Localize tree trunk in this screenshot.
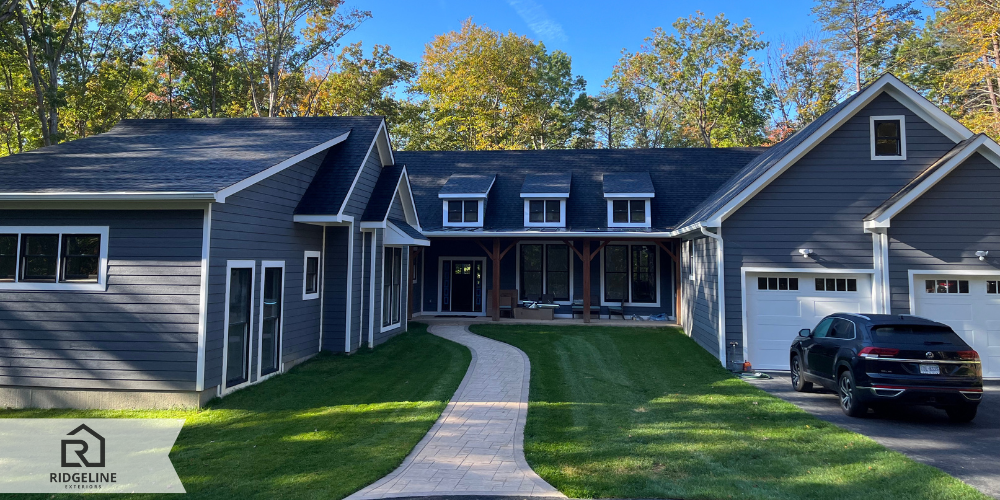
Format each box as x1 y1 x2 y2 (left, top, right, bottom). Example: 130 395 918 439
991 33 1000 118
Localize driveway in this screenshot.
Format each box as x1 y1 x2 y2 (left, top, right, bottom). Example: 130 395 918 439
749 374 1000 499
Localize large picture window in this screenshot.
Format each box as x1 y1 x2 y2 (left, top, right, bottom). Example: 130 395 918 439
225 264 254 389
0 227 108 289
382 247 403 328
603 244 658 304
518 243 570 301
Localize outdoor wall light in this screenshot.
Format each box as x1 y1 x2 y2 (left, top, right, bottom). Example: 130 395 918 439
977 250 989 261
798 249 814 258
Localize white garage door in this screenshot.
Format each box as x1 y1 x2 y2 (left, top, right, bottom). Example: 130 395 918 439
746 272 873 370
913 274 1000 378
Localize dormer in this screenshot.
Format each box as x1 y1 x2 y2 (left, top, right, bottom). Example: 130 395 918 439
438 173 496 228
521 172 571 228
603 172 654 228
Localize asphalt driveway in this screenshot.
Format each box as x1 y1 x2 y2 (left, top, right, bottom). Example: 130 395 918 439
749 374 999 499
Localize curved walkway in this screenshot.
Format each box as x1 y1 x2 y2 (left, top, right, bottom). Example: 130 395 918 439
347 323 564 499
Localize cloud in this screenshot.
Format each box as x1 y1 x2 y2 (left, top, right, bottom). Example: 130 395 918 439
505 0 567 43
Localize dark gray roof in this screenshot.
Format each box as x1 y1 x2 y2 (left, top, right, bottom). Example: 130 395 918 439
675 88 868 228
521 172 571 195
294 118 387 214
388 218 428 241
865 135 984 221
0 117 382 195
361 164 405 222
398 148 765 232
603 172 654 195
438 173 496 196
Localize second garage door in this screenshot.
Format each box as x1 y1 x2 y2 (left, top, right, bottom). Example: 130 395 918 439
746 272 873 370
912 274 1000 378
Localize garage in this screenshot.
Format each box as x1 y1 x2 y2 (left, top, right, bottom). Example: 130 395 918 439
745 272 874 370
912 274 1000 378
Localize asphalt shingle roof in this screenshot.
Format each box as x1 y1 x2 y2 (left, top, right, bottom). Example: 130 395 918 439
438 174 497 196
603 172 655 195
361 164 405 222
0 117 382 195
398 148 766 232
293 117 386 215
521 172 571 195
389 218 428 241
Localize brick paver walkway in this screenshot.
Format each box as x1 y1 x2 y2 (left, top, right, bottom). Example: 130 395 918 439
346 323 564 499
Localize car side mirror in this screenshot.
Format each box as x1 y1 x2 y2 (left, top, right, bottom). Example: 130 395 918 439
799 329 812 337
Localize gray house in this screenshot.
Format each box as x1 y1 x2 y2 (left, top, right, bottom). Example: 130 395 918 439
0 74 997 409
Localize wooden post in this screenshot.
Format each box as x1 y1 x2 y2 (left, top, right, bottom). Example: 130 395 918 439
492 238 501 321
583 239 591 323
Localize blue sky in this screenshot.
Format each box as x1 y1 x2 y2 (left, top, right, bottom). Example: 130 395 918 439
338 0 824 94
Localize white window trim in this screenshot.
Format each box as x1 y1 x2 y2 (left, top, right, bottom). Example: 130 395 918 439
221 260 256 395
436 256 488 316
257 260 286 382
870 115 907 161
515 241 574 304
606 199 652 228
441 199 485 228
302 250 320 300
599 242 661 307
522 199 567 228
381 246 404 332
0 226 110 291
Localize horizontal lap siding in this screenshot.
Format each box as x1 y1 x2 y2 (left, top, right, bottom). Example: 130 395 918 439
683 236 721 358
389 194 405 220
206 152 326 389
720 92 957 364
888 153 1000 313
0 209 202 391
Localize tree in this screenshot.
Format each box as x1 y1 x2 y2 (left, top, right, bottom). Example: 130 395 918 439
165 0 243 117
304 42 416 119
610 12 774 148
812 0 919 91
766 37 844 138
232 0 369 117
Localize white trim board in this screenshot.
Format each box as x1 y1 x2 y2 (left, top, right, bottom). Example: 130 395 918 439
386 220 430 247
195 205 212 392
256 260 286 382
869 115 907 161
336 120 392 219
302 250 321 300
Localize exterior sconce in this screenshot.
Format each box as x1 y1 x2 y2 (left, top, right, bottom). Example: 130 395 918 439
798 249 814 258
976 251 989 261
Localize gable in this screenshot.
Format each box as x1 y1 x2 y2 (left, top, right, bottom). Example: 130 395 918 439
896 152 1000 223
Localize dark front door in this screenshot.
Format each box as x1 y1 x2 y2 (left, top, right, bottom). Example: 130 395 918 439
451 261 475 312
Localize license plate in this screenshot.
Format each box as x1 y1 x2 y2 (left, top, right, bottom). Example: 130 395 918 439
920 364 941 375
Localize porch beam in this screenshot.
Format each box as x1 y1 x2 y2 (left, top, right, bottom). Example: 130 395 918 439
589 239 611 260
655 240 678 263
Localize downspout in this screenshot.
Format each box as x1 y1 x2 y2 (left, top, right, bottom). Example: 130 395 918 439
699 224 727 367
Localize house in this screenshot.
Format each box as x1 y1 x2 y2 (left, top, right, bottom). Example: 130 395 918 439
0 74 997 409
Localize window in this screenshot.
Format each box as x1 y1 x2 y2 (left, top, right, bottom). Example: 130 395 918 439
518 243 570 301
447 200 479 224
828 318 856 340
303 251 320 300
757 276 799 291
603 244 658 304
0 227 108 289
812 318 833 338
382 247 403 328
525 199 563 226
225 264 254 388
815 278 857 292
870 116 906 160
610 200 647 225
925 279 968 294
989 281 999 294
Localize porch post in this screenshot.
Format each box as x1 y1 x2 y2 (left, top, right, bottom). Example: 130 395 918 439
492 238 501 321
583 239 591 323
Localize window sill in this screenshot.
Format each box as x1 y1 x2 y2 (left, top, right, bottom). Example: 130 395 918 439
607 223 652 229
303 292 319 301
871 155 906 161
0 282 105 291
380 322 402 333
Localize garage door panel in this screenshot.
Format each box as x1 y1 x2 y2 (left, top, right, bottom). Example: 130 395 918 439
922 302 973 321
913 274 1000 378
814 299 863 316
756 299 801 318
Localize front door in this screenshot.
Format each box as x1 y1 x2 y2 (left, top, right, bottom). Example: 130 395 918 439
451 261 475 312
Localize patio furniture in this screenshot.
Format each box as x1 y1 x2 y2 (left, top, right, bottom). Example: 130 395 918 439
513 306 554 320
499 296 514 318
571 299 599 319
608 301 626 319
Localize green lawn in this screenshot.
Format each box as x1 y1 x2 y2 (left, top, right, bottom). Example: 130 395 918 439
0 323 470 500
471 324 988 500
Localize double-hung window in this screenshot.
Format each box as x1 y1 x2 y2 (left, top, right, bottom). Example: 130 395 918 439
0 227 108 290
303 251 320 300
603 244 658 305
446 200 479 224
518 243 570 301
870 115 906 160
608 200 650 227
524 199 565 227
382 247 403 328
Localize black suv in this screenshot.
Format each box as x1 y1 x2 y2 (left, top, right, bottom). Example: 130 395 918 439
790 313 983 422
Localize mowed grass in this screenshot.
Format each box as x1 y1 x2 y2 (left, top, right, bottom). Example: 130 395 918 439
0 323 470 500
471 324 988 500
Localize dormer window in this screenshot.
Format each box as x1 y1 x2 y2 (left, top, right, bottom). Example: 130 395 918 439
528 200 561 223
439 173 495 228
521 173 570 228
603 172 654 228
870 115 906 160
447 200 479 223
612 200 646 224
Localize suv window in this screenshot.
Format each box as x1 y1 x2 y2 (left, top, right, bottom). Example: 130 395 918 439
812 318 833 338
829 318 856 339
870 325 966 346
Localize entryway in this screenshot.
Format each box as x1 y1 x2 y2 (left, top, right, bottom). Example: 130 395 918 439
439 258 485 314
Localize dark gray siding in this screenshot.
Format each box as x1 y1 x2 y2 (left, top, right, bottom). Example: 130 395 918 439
322 226 349 352
719 92 958 364
682 236 721 358
361 231 373 346
0 209 202 390
205 151 326 389
888 152 1000 313
388 193 405 220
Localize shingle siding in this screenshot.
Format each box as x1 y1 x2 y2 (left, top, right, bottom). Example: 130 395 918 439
683 236 721 358
887 152 1000 313
719 92 958 364
0 209 203 390
206 150 326 390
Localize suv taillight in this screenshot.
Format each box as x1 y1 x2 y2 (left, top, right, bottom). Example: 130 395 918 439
958 350 980 360
859 347 900 359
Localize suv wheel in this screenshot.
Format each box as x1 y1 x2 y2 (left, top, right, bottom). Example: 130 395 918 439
790 355 812 392
838 369 868 417
945 405 978 423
